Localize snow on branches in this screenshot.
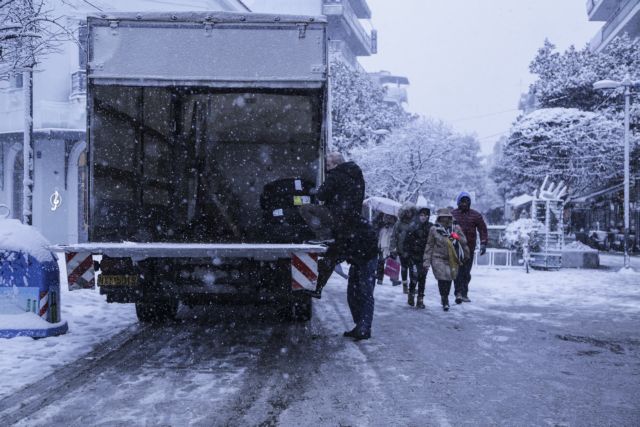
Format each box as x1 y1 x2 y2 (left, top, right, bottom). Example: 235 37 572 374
493 107 634 198
330 60 411 152
528 35 640 124
494 35 640 199
351 118 488 207
0 0 71 78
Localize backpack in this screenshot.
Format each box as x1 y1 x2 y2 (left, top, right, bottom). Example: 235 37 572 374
259 178 316 242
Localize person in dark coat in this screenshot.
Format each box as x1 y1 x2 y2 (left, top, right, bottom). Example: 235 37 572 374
389 202 417 294
328 216 378 340
451 192 488 304
423 208 470 311
405 207 432 308
299 152 366 298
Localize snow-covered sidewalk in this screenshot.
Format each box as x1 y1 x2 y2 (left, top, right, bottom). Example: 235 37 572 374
0 259 137 400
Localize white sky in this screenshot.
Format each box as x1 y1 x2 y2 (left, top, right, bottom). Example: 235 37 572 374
359 0 604 154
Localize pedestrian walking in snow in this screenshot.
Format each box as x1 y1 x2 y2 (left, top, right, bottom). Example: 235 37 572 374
423 208 470 311
299 152 366 298
390 202 417 294
451 192 488 304
375 213 397 285
405 207 433 308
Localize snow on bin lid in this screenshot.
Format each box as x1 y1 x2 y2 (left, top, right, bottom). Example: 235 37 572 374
0 219 53 262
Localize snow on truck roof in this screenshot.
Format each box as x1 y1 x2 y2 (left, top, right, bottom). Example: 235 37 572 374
87 11 327 24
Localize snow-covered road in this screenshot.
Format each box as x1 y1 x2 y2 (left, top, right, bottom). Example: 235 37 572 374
1 262 639 426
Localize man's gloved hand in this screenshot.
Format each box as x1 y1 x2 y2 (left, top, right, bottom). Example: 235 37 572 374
480 244 487 256
390 251 398 259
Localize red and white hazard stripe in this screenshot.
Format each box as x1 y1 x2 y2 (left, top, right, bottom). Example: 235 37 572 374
65 252 95 290
291 252 319 291
38 290 48 319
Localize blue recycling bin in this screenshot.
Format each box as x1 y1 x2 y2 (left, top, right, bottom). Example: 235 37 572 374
0 221 68 338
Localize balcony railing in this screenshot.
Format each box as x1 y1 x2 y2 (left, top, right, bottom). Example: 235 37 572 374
70 70 86 98
590 0 640 51
323 0 373 56
586 0 625 21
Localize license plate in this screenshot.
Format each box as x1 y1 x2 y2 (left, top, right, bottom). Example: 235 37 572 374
98 275 139 287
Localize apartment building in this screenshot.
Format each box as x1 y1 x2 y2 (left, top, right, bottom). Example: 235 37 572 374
586 0 640 51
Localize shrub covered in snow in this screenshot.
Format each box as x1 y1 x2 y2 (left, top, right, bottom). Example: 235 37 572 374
502 218 544 250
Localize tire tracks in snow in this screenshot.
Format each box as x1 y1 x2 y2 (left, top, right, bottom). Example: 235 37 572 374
208 311 341 426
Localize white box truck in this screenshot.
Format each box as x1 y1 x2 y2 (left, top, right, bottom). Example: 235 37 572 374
56 11 329 322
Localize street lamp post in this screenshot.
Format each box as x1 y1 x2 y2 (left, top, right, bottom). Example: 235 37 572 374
593 75 640 269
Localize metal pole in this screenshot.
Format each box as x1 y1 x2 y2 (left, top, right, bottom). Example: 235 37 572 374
23 67 34 225
623 85 630 269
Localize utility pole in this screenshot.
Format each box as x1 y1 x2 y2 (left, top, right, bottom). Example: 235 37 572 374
23 66 34 224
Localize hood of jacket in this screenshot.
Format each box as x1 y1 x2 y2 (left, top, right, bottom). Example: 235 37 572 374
398 202 416 222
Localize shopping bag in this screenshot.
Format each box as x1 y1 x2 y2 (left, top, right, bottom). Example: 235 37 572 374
384 257 400 281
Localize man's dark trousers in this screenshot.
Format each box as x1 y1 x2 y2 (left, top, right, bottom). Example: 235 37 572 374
347 257 377 335
454 252 475 297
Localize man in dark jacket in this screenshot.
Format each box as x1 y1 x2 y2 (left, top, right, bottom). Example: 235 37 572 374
332 216 378 340
451 192 488 303
300 152 366 298
405 207 432 308
316 152 365 224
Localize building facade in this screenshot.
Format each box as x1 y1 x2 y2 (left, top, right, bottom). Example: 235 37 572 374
0 0 376 244
0 0 249 243
587 0 640 51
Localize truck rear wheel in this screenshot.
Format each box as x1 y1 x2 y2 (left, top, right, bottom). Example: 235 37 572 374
135 300 179 323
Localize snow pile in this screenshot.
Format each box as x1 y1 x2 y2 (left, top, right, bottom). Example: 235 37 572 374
0 219 54 262
563 241 598 252
617 266 639 275
0 312 64 329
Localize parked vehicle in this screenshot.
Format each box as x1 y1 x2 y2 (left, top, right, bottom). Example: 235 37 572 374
55 12 329 322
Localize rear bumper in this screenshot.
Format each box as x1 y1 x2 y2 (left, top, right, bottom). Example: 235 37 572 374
50 242 326 261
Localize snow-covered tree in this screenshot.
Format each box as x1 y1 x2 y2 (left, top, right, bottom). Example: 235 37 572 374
0 0 71 78
528 35 640 124
351 118 489 207
330 60 411 152
492 107 635 198
494 35 640 200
